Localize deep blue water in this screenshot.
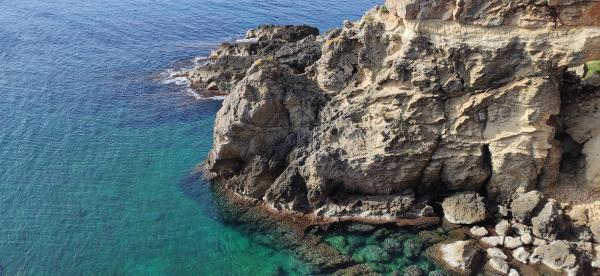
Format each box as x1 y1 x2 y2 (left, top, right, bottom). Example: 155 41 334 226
0 1 380 275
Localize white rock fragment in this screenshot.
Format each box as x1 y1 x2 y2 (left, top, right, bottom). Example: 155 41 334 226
488 257 509 274
486 247 507 259
504 236 523 249
511 223 530 235
440 240 481 272
481 236 504 247
512 247 530 264
495 220 511 236
508 268 520 276
470 226 488 238
520 233 533 245
533 238 547 246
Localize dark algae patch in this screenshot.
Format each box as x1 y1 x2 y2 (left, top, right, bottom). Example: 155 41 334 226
322 224 448 275
212 184 449 275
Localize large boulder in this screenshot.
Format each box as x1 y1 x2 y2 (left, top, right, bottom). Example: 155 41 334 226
442 192 487 225
510 190 545 223
531 199 566 241
530 241 578 271
434 240 483 275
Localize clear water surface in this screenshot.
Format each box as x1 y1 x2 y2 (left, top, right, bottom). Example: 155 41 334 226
0 0 380 275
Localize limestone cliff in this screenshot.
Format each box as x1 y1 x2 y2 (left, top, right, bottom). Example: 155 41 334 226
198 0 600 225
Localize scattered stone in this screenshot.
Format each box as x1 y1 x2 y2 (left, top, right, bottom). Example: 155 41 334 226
495 220 511 236
508 268 520 276
442 192 487 225
470 226 488 238
481 236 504 247
566 266 580 276
512 247 530 264
533 238 548 246
437 240 482 274
572 225 592 242
531 240 578 270
488 257 509 274
497 205 510 218
529 246 545 265
511 190 545 223
511 223 530 235
504 237 523 249
531 199 565 241
567 205 589 225
590 220 600 243
593 244 600 268
520 233 533 245
486 247 507 260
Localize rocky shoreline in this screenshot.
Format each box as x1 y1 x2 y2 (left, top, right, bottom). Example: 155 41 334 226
186 0 600 274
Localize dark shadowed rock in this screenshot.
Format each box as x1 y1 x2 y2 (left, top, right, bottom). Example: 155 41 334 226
510 190 545 223
531 199 565 241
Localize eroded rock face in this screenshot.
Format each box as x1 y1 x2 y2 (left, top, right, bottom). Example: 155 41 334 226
182 25 321 97
205 2 600 221
384 0 600 27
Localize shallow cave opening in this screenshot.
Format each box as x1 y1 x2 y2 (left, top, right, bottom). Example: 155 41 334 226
556 132 585 175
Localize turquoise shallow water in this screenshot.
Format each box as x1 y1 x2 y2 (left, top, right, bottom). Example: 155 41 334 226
0 0 380 275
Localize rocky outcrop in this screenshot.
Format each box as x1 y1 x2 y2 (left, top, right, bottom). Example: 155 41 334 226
181 25 320 97
205 0 600 225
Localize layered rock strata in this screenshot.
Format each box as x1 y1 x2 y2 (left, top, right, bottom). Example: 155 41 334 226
202 0 600 222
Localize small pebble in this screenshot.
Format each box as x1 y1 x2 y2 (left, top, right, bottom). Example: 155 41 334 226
521 233 533 245
486 247 507 260
470 226 488 238
495 220 511 236
512 247 530 264
481 236 504 247
504 236 523 249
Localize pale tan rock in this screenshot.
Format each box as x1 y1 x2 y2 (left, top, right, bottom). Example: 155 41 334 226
205 0 600 218
512 247 530 264
504 237 524 249
470 226 488 238
488 257 509 274
481 236 505 247
495 220 511 236
438 240 482 273
384 0 600 27
486 247 507 260
521 233 533 245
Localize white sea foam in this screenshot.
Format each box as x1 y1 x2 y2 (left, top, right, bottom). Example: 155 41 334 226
235 37 259 43
161 55 225 101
